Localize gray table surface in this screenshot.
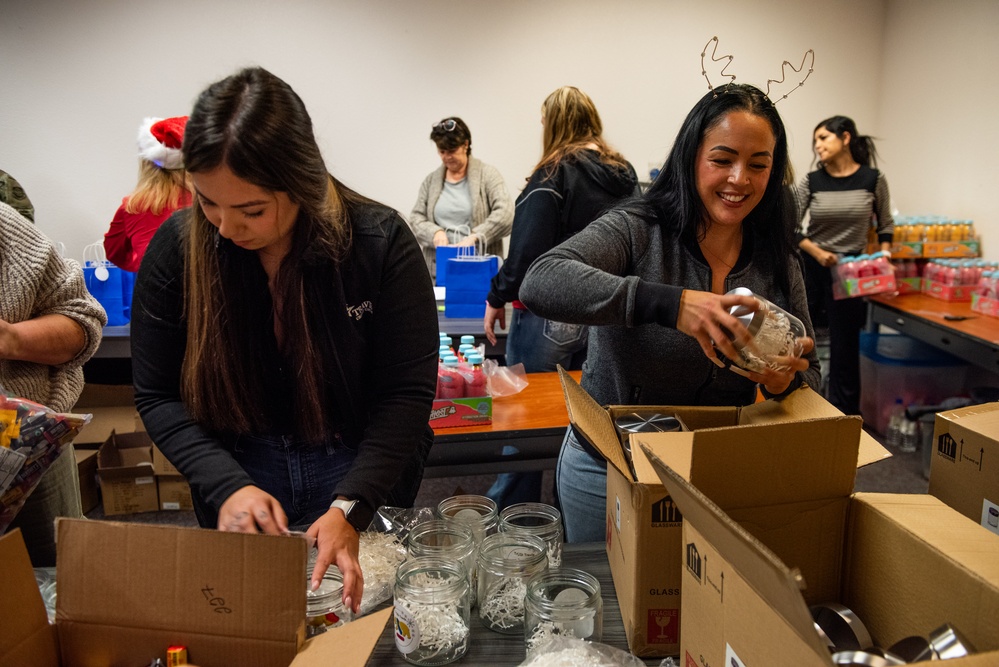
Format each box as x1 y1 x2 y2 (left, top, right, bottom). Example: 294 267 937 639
364 542 665 666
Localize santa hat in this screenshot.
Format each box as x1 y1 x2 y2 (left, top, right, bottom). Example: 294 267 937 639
137 116 188 170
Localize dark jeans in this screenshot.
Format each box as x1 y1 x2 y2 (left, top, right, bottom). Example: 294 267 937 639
193 434 357 531
486 309 587 510
802 252 868 415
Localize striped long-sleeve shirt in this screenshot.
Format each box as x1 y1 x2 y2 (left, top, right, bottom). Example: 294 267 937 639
794 165 894 254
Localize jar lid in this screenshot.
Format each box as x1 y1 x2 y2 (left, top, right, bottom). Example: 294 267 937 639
725 287 764 340
614 413 681 434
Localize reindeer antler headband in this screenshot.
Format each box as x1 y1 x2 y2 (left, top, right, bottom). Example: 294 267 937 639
701 36 815 104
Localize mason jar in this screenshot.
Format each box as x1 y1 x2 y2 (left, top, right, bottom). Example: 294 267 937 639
393 556 470 666
436 494 498 546
305 569 350 637
476 532 549 634
498 502 564 568
725 287 806 373
406 519 477 606
524 568 603 658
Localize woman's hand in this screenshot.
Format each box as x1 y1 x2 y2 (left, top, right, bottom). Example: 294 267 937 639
433 230 449 247
217 486 288 534
676 289 756 367
454 234 478 248
484 303 506 346
307 509 363 615
741 336 815 395
814 249 839 268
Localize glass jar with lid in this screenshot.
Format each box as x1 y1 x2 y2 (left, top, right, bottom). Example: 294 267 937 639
725 287 806 373
306 569 350 637
498 502 564 568
394 556 470 666
476 532 549 634
524 568 603 658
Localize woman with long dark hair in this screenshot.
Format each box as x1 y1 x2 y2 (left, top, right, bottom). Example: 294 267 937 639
520 84 820 541
795 115 894 415
131 67 439 612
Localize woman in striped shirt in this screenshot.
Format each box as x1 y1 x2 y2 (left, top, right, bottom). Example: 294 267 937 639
794 115 894 415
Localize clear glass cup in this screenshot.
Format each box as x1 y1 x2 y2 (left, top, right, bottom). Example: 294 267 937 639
394 556 470 666
498 502 564 568
524 568 603 659
407 519 477 606
476 532 549 634
725 287 807 373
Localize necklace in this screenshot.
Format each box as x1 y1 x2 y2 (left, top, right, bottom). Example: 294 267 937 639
699 242 740 269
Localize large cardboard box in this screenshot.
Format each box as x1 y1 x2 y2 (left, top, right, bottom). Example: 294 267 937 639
645 445 999 666
559 368 890 657
72 384 140 447
97 430 159 515
0 521 390 667
928 402 999 536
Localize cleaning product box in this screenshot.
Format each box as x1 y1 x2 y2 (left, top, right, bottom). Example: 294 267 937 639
646 444 999 666
558 368 889 657
928 402 999 536
97 430 158 515
0 520 390 667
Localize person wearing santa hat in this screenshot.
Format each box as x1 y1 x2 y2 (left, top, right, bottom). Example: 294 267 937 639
103 116 193 273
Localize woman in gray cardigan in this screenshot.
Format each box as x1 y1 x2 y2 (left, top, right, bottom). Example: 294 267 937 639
409 117 513 277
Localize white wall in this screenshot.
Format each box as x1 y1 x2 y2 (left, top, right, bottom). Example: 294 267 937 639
0 0 906 261
878 0 999 259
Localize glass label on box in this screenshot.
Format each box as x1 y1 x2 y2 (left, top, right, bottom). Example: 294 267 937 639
982 499 999 536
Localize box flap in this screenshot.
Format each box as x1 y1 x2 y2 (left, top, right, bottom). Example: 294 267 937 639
97 431 154 473
631 431 695 484
642 447 831 660
290 607 391 666
938 401 999 428
740 386 890 467
0 529 60 667
55 519 306 663
558 366 631 479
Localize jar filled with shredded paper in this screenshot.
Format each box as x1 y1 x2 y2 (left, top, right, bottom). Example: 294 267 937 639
476 532 549 634
524 568 603 659
394 556 470 666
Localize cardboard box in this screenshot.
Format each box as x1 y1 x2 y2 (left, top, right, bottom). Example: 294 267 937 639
149 443 194 511
73 447 99 513
430 395 493 428
72 384 140 447
833 273 897 300
645 445 999 666
923 239 980 258
97 430 158 515
890 241 923 258
929 402 999 537
971 292 999 318
923 279 973 302
0 521 391 667
559 368 889 657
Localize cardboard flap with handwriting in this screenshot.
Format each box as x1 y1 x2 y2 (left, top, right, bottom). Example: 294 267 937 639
642 451 831 661
55 519 306 667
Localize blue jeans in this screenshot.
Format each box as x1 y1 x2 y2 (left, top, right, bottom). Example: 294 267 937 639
194 434 357 531
556 428 608 543
487 309 588 510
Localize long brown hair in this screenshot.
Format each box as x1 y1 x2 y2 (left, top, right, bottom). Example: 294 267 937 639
533 86 629 179
180 67 353 440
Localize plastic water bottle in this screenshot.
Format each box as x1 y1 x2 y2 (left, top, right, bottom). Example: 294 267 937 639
885 398 905 448
899 417 919 454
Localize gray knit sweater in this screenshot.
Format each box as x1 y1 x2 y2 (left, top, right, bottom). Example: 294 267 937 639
0 203 106 412
520 209 821 409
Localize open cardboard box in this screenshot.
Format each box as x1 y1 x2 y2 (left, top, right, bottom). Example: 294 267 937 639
0 520 390 667
558 367 890 657
71 384 141 448
151 444 194 511
644 441 999 665
97 430 159 515
928 402 999 536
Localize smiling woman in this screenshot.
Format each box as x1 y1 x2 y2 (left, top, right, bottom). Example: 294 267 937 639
518 83 821 542
130 67 439 615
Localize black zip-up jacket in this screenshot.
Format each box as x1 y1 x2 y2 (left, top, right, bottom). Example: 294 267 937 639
487 149 639 308
131 203 439 525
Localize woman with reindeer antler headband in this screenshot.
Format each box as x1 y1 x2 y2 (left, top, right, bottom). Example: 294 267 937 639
520 67 821 542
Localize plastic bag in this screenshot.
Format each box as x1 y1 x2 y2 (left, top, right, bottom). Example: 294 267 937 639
354 506 436 617
483 359 529 397
518 636 648 666
0 389 92 533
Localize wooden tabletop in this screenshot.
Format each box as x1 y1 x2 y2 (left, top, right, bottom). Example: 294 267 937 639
433 370 581 438
869 293 999 344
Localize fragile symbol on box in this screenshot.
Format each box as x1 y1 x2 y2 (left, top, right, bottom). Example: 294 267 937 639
647 608 678 644
651 495 682 526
